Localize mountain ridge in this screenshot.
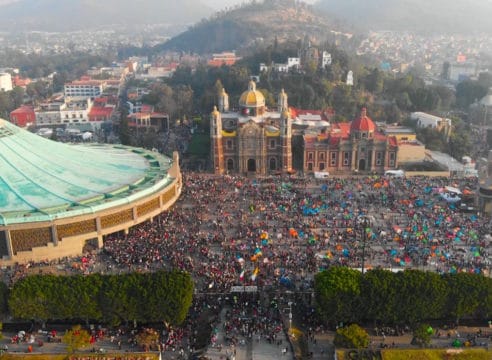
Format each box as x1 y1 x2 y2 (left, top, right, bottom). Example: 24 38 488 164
157 0 346 54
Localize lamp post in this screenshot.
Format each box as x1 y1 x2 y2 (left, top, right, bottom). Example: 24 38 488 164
288 301 293 333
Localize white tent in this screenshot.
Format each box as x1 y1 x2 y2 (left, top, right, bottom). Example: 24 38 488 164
440 192 461 203
445 186 461 195
82 132 93 141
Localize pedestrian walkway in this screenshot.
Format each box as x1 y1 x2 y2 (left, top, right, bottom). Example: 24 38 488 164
202 307 293 360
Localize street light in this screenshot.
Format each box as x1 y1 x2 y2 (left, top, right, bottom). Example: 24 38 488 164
288 301 293 332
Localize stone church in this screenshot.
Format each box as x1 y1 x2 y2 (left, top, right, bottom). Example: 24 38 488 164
210 81 399 175
210 81 292 175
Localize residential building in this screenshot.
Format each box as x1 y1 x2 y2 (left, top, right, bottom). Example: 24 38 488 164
0 72 12 91
128 105 169 132
12 75 31 88
208 51 241 67
35 99 92 127
411 112 452 139
9 106 35 128
64 79 104 100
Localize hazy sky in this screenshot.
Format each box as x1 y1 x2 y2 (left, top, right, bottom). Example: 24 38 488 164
203 0 316 10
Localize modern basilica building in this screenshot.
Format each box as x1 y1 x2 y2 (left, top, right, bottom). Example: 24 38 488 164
0 118 182 265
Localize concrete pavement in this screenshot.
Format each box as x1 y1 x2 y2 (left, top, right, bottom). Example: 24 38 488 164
202 307 293 360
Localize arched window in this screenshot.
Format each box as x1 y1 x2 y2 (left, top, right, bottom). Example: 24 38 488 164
227 158 234 171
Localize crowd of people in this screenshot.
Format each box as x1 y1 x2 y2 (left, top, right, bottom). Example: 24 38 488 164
101 173 490 295
2 172 492 356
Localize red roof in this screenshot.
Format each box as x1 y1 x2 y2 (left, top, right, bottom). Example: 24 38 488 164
350 108 376 132
93 97 108 105
207 59 236 67
141 104 154 113
10 105 34 115
88 107 113 118
330 122 351 138
12 75 31 87
129 112 150 118
388 136 398 147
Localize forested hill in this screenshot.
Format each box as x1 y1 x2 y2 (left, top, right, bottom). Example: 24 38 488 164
0 0 213 31
157 0 347 54
315 0 492 34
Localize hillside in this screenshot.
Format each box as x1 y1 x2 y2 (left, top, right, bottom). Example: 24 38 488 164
0 0 213 31
158 0 345 54
315 0 492 34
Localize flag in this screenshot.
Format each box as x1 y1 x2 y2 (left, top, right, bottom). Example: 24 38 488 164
239 270 245 281
251 267 259 281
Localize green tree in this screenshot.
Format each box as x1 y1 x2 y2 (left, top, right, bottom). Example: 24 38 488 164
456 80 488 109
334 324 369 349
395 270 448 325
9 275 51 322
411 323 433 347
99 273 144 327
9 87 25 109
447 117 472 160
62 325 91 354
119 109 131 145
360 269 400 324
364 68 384 94
443 273 490 325
0 281 9 315
315 267 361 325
441 61 450 80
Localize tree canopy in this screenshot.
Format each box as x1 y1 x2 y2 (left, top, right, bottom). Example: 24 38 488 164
8 271 194 326
314 268 492 326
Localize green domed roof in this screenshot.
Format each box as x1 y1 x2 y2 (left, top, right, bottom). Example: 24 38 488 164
0 119 173 225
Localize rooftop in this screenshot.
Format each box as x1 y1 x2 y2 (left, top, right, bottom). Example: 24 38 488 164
0 119 173 225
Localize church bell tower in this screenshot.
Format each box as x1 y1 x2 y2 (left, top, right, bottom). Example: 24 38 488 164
210 106 224 174
279 89 292 173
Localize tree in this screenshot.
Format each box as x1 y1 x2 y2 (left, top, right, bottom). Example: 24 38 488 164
411 323 433 347
447 117 472 160
135 328 160 351
9 275 51 322
455 80 488 109
119 109 131 146
62 325 91 354
364 68 384 94
443 273 490 325
9 87 25 109
360 269 400 324
441 61 450 80
0 280 8 316
334 324 369 349
394 270 448 325
315 267 362 325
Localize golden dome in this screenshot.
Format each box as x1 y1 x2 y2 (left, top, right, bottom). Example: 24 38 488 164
239 80 265 108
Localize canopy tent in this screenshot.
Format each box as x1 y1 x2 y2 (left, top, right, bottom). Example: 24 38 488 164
445 186 462 195
440 192 461 203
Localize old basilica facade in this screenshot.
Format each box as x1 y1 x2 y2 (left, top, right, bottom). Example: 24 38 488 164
210 81 398 175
